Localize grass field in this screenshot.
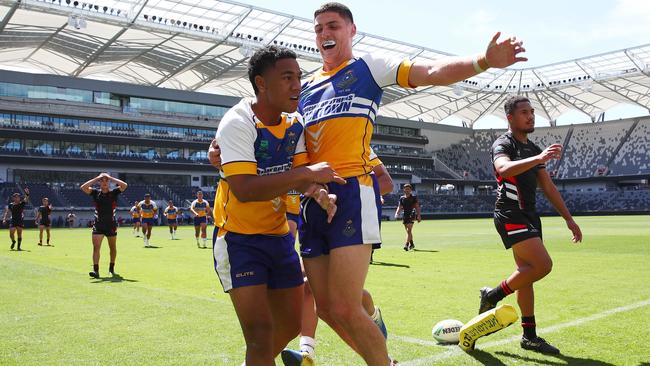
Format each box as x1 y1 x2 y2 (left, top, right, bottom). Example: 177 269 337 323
1 215 649 365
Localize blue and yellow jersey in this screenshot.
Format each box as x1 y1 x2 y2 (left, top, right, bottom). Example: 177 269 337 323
214 99 309 235
138 200 157 219
191 199 210 217
286 190 301 216
299 54 413 178
130 206 140 219
164 206 178 220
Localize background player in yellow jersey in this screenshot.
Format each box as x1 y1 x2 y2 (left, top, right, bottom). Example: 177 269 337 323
138 193 158 248
296 3 528 365
164 200 179 240
213 45 344 366
130 201 141 237
190 191 211 248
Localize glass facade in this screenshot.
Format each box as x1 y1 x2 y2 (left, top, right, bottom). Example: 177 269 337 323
0 81 228 118
0 112 216 142
374 124 420 138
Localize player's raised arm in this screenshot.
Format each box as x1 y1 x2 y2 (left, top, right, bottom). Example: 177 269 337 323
408 32 527 87
80 174 102 194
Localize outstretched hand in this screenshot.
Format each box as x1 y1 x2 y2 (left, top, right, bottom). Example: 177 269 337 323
485 32 527 68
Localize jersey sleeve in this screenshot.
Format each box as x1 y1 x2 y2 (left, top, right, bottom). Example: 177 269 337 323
89 188 98 199
361 53 415 89
368 147 383 168
112 187 122 196
216 113 258 178
491 137 516 163
532 142 546 169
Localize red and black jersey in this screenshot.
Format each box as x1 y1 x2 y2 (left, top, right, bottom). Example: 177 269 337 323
399 195 418 217
38 205 52 220
89 188 121 224
7 201 26 220
491 131 545 211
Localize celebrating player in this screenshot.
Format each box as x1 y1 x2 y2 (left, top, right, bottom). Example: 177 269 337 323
35 197 53 246
164 200 179 240
80 173 127 278
296 3 526 364
2 188 30 251
394 184 421 251
478 96 582 354
66 212 76 228
138 193 158 248
190 191 211 248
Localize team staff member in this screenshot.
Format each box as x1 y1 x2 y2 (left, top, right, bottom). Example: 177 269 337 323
81 173 127 278
2 188 30 251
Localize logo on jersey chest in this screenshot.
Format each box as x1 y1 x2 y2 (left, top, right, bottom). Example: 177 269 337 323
336 69 358 90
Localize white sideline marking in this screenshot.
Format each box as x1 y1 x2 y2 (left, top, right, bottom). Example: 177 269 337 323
398 298 650 366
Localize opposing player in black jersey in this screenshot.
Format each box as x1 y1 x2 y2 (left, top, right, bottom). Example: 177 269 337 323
478 96 582 355
2 188 29 250
81 173 128 278
394 184 421 251
35 197 53 246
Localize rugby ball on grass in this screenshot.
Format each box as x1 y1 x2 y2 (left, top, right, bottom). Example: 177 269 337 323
432 319 464 343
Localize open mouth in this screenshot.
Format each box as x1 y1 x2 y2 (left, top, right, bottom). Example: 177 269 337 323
322 40 336 50
289 96 298 100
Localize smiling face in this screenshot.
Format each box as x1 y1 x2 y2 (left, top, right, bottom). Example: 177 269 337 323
257 57 302 114
314 11 356 70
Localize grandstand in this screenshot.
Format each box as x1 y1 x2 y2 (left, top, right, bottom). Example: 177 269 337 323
0 0 648 224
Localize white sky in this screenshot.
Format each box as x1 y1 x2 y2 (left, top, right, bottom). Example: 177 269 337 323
241 0 650 128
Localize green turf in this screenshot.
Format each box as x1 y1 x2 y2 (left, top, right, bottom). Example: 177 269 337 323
1 216 649 365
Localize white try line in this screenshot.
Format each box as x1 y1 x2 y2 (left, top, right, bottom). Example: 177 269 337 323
397 298 650 366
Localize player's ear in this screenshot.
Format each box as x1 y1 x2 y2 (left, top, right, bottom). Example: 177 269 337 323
254 74 266 94
350 23 356 38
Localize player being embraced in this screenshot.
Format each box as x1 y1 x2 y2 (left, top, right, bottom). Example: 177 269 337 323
138 193 158 248
164 200 179 240
478 96 582 354
213 45 344 366
80 173 128 278
2 188 30 251
394 184 421 251
190 191 211 248
35 197 53 246
130 201 142 237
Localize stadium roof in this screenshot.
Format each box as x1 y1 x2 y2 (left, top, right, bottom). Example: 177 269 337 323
1 0 649 126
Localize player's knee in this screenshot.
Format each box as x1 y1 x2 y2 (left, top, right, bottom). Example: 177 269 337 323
241 321 273 344
539 257 553 277
329 301 360 325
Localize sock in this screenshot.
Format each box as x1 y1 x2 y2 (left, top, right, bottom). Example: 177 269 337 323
370 306 380 322
299 336 316 358
487 280 513 304
93 264 99 273
17 238 22 249
202 238 207 247
47 238 50 244
522 316 537 339
109 263 115 273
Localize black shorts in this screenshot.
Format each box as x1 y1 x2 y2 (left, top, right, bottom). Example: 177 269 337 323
402 215 415 225
494 209 542 249
9 219 24 228
92 221 117 237
39 219 51 227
